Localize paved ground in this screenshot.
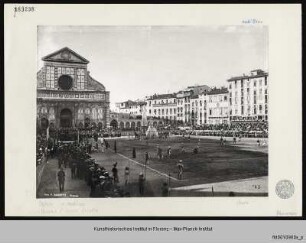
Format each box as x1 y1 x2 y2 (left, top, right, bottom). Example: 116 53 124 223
37 158 90 198
37 136 268 197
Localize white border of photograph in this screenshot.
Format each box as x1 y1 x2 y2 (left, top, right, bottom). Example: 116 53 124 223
4 4 302 216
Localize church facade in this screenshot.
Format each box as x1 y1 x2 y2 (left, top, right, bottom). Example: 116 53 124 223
37 47 110 130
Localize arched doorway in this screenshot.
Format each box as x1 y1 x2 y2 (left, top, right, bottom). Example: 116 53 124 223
60 109 72 127
120 122 124 129
131 121 136 130
110 119 118 129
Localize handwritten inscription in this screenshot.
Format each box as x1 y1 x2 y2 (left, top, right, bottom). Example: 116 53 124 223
242 19 263 24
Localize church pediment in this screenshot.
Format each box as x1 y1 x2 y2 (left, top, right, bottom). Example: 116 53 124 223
42 47 89 64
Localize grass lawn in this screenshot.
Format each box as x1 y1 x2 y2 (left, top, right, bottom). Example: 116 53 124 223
106 136 268 187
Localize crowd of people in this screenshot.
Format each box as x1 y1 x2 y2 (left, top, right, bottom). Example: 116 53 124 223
36 134 48 166
54 141 125 197
191 121 268 138
194 121 268 132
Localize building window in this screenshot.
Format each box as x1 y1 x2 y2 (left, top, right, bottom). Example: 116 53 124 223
254 80 257 87
98 108 103 119
229 84 232 89
92 108 97 119
254 107 257 115
77 69 85 90
46 66 55 88
85 108 90 115
265 76 267 86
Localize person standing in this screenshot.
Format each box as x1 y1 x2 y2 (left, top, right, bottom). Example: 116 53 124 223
112 163 119 184
161 182 169 197
145 151 150 165
57 167 65 192
132 147 136 158
177 160 184 180
181 144 185 154
167 146 171 159
71 161 77 179
158 146 163 160
124 166 130 186
193 145 199 154
138 173 145 196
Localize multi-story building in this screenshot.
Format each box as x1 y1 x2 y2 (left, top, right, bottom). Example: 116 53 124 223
176 85 211 125
227 69 268 122
115 100 146 116
207 87 229 124
146 93 177 123
176 89 191 124
37 47 110 130
195 91 209 125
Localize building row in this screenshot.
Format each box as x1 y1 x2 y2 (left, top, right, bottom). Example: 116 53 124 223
114 69 268 126
36 47 268 132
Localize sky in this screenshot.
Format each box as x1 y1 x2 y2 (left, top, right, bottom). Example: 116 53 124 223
38 26 268 108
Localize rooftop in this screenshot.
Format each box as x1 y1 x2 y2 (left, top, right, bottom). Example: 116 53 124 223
227 69 268 82
207 87 228 95
147 93 177 100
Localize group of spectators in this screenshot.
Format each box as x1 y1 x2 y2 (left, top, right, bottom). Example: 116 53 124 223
191 121 268 138
194 121 268 132
55 141 124 197
36 134 48 166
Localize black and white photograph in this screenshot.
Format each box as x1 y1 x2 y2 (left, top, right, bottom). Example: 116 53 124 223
36 25 269 199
